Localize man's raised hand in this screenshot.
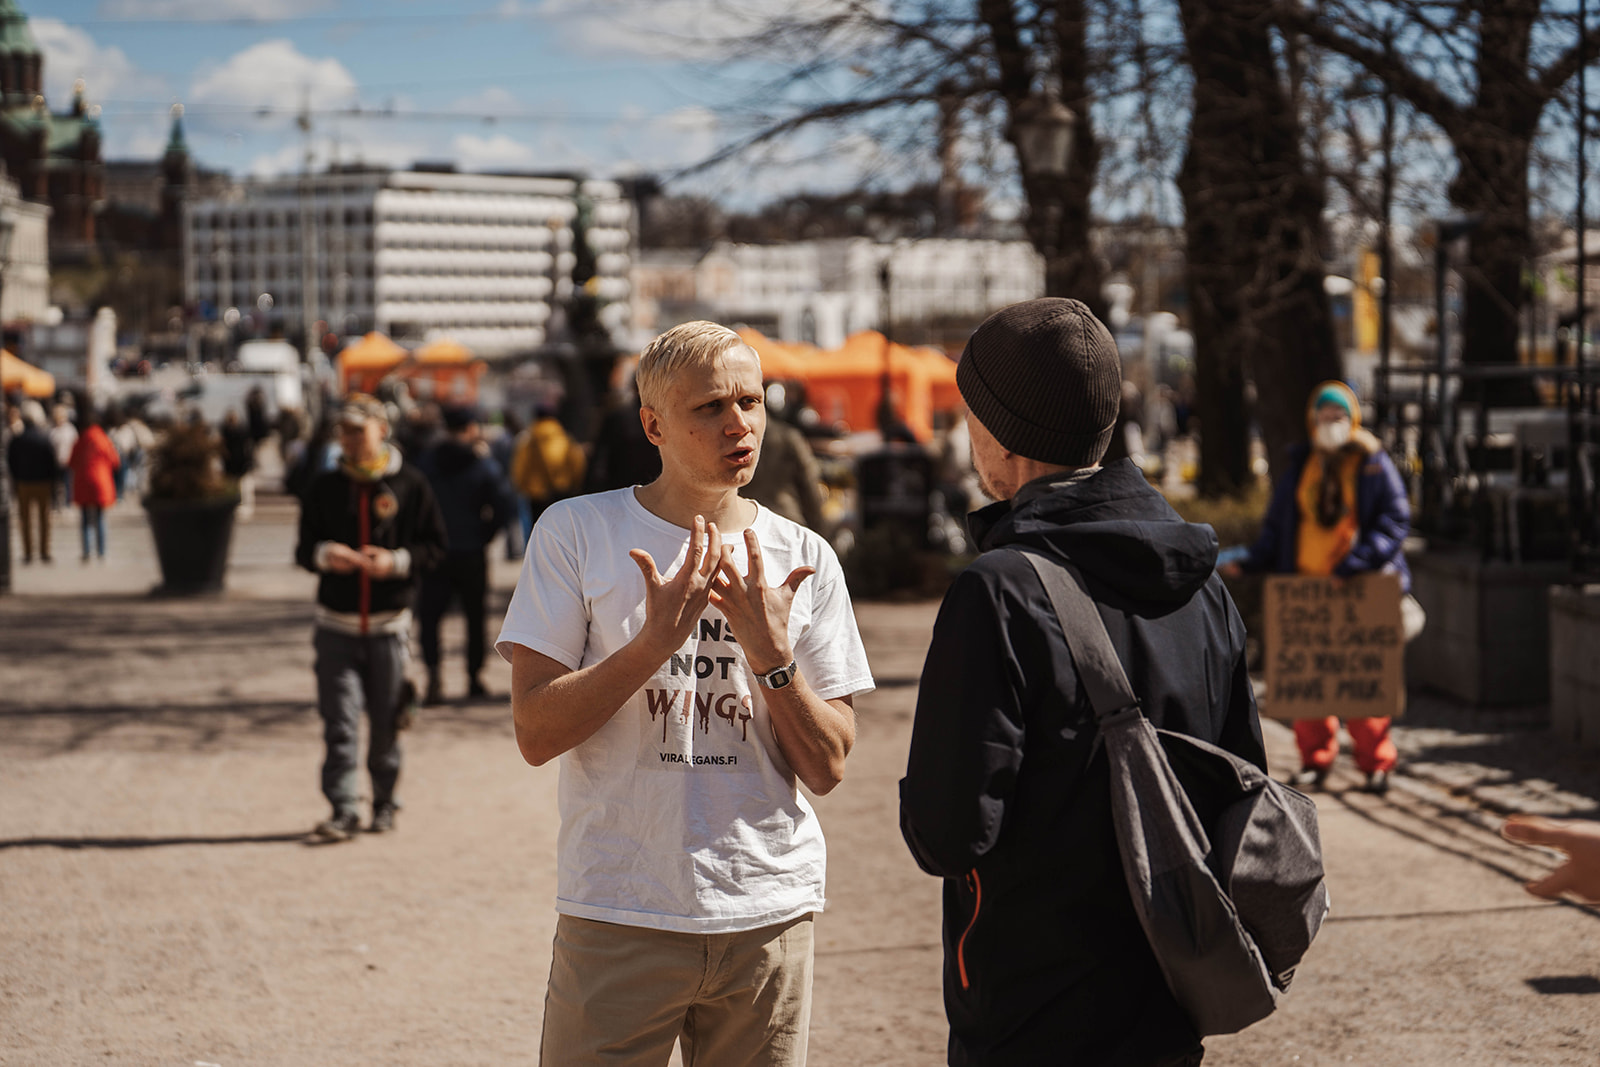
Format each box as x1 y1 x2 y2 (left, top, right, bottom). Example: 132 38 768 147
712 528 815 674
630 516 722 659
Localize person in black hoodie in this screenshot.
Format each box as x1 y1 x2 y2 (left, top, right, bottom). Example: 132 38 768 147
7 400 58 562
900 299 1265 1067
296 394 447 841
415 405 513 705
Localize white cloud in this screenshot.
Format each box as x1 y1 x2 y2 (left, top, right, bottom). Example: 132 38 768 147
608 105 720 174
97 0 330 19
449 86 522 115
535 0 853 58
247 142 305 178
453 133 536 170
189 39 358 121
32 18 167 106
32 18 172 159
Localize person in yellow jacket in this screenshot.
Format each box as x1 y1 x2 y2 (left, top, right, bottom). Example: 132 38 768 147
510 408 587 545
1224 381 1415 793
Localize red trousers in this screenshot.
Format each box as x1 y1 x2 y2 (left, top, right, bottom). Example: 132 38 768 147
1294 716 1397 774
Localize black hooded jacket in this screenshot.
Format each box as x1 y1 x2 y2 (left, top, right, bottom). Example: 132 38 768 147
900 460 1265 1067
415 438 512 555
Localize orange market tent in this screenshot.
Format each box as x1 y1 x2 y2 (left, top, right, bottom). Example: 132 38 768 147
411 338 487 404
737 329 820 381
740 329 959 442
1 350 55 399
338 332 410 394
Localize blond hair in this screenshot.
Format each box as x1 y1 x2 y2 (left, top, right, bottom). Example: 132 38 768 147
635 321 754 409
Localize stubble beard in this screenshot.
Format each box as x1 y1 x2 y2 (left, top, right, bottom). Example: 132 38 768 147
976 468 1006 504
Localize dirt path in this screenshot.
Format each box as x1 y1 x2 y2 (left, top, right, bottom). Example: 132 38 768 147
4 501 1600 1064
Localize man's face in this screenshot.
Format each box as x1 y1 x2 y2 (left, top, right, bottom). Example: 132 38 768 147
339 417 386 464
643 346 766 490
966 408 1011 503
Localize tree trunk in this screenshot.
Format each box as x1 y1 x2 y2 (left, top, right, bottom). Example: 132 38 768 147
983 0 1106 322
1042 0 1106 321
1449 31 1542 407
1177 0 1342 496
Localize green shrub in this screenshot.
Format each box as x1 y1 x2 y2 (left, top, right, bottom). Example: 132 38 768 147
145 422 235 502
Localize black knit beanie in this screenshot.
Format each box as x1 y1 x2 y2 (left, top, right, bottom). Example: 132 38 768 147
956 298 1121 467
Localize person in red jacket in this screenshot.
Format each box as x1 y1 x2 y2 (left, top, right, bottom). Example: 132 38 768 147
68 409 120 562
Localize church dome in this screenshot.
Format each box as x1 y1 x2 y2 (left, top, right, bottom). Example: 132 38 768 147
0 1 40 58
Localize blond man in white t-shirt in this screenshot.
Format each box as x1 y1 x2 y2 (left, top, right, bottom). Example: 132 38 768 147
497 321 874 1066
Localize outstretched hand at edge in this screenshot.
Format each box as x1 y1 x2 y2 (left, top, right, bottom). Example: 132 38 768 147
1501 815 1600 904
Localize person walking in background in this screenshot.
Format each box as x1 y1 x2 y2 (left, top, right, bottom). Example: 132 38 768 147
7 400 57 563
415 406 512 706
491 409 525 560
48 404 76 511
743 390 826 532
1222 380 1414 794
220 409 257 520
109 409 154 500
67 409 119 563
245 385 271 450
584 382 661 492
295 395 447 841
509 402 586 546
498 321 873 1065
900 299 1265 1067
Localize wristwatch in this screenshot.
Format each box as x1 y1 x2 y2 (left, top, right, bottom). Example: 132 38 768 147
754 658 798 690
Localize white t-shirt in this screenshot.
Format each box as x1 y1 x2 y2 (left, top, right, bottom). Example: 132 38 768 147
496 488 874 934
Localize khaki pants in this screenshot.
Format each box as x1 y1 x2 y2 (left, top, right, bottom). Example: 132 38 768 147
540 913 814 1067
15 481 52 560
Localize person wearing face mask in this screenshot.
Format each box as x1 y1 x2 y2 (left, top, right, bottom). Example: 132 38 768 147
1222 381 1413 794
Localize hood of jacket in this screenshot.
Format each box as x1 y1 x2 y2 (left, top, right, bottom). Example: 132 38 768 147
969 458 1220 604
429 437 483 477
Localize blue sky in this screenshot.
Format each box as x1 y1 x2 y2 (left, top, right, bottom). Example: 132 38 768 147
33 0 875 203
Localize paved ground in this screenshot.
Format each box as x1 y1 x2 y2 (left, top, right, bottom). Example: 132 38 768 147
4 498 1600 1065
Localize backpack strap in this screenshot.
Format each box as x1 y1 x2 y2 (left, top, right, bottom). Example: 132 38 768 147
1015 548 1141 724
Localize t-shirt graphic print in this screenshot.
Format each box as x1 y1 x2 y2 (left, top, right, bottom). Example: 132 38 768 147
647 612 759 769
496 487 874 934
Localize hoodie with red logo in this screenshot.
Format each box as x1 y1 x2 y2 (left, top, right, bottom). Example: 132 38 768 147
295 446 447 631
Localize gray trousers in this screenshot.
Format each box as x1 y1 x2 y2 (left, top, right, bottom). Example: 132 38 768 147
313 627 406 816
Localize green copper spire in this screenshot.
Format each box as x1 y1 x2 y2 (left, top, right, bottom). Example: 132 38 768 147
0 0 39 56
166 103 188 155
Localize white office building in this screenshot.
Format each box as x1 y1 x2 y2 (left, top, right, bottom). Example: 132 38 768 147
184 169 634 356
633 236 1044 350
1 171 51 325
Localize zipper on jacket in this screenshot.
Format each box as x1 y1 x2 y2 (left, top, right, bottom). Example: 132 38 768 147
957 869 982 990
357 485 371 634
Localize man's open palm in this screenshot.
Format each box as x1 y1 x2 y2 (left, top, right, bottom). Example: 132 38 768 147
630 517 722 657
712 528 815 674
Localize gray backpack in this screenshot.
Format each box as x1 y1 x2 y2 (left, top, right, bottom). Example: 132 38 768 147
1020 549 1330 1037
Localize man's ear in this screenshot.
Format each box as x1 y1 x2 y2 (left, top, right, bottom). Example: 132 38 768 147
639 405 665 446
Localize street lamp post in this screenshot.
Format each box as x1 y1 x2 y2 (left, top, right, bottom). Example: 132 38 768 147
0 212 20 595
1010 90 1077 295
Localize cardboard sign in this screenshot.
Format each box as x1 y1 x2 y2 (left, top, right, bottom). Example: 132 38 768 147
1262 573 1405 721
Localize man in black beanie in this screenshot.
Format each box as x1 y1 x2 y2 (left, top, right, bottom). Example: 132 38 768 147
900 298 1266 1066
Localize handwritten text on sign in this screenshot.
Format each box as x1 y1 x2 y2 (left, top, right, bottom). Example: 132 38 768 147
1262 573 1405 721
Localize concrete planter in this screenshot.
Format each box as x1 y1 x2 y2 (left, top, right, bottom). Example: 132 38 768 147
1551 586 1600 749
144 495 240 596
1408 551 1570 707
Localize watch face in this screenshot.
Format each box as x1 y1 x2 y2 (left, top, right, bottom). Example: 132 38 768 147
770 668 792 688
